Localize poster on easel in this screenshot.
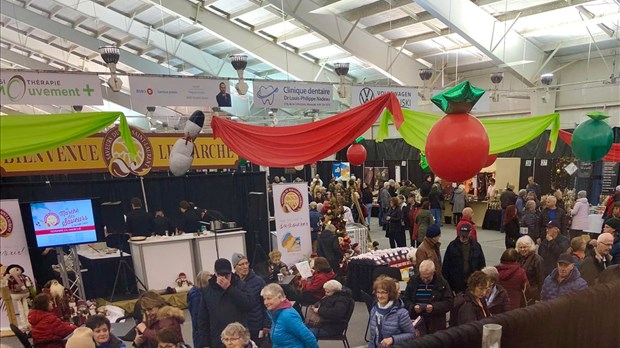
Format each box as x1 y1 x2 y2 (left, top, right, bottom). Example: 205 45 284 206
332 162 351 182
0 199 35 332
272 183 311 266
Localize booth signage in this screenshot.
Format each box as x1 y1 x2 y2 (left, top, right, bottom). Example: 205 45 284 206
129 75 223 108
272 183 312 266
601 161 620 194
0 199 35 332
0 128 239 176
253 80 332 109
0 71 103 105
351 85 416 109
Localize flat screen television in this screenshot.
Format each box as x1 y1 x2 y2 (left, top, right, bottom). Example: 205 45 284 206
20 198 105 248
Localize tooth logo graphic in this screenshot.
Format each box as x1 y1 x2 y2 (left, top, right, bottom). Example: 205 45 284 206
256 85 279 105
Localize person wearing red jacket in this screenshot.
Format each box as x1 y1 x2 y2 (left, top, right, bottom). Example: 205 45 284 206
28 293 77 348
496 248 529 311
300 257 335 300
455 207 478 241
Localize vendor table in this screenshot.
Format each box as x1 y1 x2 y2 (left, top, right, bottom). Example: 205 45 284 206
346 261 380 301
482 209 502 230
78 250 136 299
194 230 247 274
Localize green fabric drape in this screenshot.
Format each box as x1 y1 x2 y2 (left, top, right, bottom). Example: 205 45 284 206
0 112 135 160
378 110 560 154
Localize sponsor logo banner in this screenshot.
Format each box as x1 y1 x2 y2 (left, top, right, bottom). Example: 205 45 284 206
0 199 35 331
272 183 312 266
253 81 332 109
0 127 238 177
351 85 416 109
129 76 229 108
0 70 103 105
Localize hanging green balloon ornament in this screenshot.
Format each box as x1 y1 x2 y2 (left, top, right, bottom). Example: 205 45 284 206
419 152 429 171
571 112 613 162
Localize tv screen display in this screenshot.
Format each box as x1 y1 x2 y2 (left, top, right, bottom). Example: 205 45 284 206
25 199 103 248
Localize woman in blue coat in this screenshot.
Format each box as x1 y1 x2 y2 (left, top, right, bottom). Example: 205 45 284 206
369 276 416 347
261 283 317 348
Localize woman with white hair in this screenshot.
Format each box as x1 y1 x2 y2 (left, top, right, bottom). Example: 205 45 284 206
570 190 589 239
261 284 317 348
481 266 509 315
220 322 257 348
307 280 354 338
516 236 544 304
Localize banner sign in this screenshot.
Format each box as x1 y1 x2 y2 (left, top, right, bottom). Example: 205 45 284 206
0 70 103 105
351 85 416 109
129 76 231 108
332 162 351 181
253 81 332 109
0 199 35 331
272 183 312 266
0 127 239 177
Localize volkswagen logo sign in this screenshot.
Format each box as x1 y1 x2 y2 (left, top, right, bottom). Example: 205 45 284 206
359 87 374 104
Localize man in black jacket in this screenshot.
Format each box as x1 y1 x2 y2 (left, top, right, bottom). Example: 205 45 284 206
178 200 200 233
198 258 252 348
537 196 568 241
538 220 570 276
125 197 152 237
317 224 343 272
442 223 486 293
405 259 453 335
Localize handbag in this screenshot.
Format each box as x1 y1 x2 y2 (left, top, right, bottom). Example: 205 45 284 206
304 307 321 327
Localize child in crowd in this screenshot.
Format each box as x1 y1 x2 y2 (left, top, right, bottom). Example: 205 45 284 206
85 314 126 348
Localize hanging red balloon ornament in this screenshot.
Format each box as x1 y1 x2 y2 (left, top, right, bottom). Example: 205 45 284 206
347 136 367 166
484 154 498 167
425 81 490 182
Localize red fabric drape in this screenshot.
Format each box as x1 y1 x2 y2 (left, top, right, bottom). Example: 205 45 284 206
558 130 620 162
211 93 403 167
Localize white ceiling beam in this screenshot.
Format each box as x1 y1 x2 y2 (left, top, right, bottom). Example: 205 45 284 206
0 0 174 75
51 0 248 78
156 0 340 82
341 0 411 21
297 40 331 54
252 17 294 32
415 0 547 87
365 12 434 34
264 0 427 86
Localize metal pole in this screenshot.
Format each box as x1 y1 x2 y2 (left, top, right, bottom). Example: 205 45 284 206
70 245 87 300
140 176 149 212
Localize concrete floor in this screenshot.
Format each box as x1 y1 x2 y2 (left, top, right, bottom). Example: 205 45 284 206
1 218 506 348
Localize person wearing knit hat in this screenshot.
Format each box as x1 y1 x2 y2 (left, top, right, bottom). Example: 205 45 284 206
603 217 620 265
231 251 266 342
604 217 620 233
66 327 95 348
442 222 487 293
415 224 443 274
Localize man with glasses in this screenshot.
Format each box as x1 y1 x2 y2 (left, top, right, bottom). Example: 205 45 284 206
198 258 252 348
541 253 587 301
579 233 614 285
404 260 453 335
231 253 266 343
602 217 620 265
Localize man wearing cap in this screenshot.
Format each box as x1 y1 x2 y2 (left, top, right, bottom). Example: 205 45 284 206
541 253 587 301
309 201 322 253
231 253 266 343
538 196 568 240
499 184 518 233
579 233 614 285
602 217 620 265
198 258 252 348
442 223 486 293
415 224 443 274
538 220 570 276
455 207 477 241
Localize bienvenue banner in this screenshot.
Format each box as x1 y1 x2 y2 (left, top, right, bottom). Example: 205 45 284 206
129 76 231 108
253 81 332 109
271 183 312 266
0 199 35 331
0 70 103 105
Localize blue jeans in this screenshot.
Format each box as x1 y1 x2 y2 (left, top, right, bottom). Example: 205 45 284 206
365 203 373 226
431 208 442 226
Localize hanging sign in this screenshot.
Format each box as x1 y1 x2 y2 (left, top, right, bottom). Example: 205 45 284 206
602 161 620 194
0 199 35 331
271 183 312 266
129 76 225 108
0 71 103 105
253 81 332 109
332 162 351 181
0 127 239 177
351 85 416 109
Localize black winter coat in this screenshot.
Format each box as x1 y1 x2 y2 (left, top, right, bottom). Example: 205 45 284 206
387 206 404 235
450 291 490 326
442 238 486 293
404 274 453 334
317 229 343 272
316 288 355 336
538 208 568 236
504 219 520 249
198 274 253 348
241 270 267 337
538 234 570 276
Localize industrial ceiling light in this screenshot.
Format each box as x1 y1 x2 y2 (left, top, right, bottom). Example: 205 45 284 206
540 73 554 86
146 106 156 113
335 62 350 98
72 105 83 112
231 54 248 95
99 45 122 92
419 68 433 81
490 72 503 102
